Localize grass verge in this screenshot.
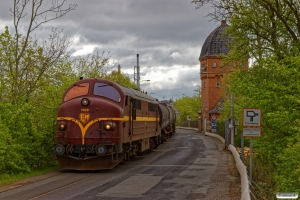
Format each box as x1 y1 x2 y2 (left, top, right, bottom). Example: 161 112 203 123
0 165 59 187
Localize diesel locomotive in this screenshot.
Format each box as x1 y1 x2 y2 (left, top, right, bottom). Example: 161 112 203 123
54 78 176 170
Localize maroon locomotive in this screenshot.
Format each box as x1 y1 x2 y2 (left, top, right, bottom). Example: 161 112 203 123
54 78 176 170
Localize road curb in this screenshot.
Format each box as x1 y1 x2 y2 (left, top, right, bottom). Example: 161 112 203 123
204 132 251 200
176 126 198 131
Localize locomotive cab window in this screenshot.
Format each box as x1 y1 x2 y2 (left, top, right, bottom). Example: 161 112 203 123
93 83 121 102
64 83 89 102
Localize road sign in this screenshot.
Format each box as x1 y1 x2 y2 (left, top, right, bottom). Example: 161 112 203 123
242 108 262 185
243 108 261 127
243 128 261 137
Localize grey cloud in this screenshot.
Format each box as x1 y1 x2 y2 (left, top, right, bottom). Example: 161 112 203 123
0 0 217 100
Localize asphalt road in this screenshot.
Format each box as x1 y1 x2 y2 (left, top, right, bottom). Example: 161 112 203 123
0 129 240 200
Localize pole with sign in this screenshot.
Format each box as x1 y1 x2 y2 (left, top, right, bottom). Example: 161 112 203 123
211 115 217 132
242 108 262 183
187 115 191 127
243 108 262 137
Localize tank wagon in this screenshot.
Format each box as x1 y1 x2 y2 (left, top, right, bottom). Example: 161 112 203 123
158 103 176 142
54 78 176 170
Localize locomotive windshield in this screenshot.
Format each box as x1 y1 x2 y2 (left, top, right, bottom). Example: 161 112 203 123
93 83 121 102
64 83 89 102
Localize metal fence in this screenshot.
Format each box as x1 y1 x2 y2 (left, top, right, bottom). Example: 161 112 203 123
179 121 198 128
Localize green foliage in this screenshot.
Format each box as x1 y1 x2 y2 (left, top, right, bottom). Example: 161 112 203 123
0 26 111 176
0 103 57 174
0 27 72 104
194 0 300 62
216 118 225 138
228 56 300 194
275 136 300 193
105 70 137 89
194 0 300 197
0 165 58 187
73 51 112 79
173 86 201 123
0 27 15 101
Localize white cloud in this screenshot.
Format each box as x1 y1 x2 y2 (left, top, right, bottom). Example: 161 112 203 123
0 20 7 32
138 64 200 98
69 35 102 56
71 44 99 56
169 52 181 59
72 35 81 44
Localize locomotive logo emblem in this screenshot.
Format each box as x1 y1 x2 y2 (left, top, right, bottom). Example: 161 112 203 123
80 113 90 124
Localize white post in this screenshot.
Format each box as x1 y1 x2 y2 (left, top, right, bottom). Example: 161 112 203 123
230 93 234 145
250 138 253 183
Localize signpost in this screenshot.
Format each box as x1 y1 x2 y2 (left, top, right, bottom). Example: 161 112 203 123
187 115 191 127
243 128 261 137
243 108 262 127
242 108 262 183
211 116 217 132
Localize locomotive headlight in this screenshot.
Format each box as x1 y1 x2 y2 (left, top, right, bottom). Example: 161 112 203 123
104 123 112 130
54 144 65 155
81 98 90 106
104 122 116 131
58 122 67 131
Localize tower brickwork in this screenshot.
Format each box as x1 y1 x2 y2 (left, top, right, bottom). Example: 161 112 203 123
199 20 231 132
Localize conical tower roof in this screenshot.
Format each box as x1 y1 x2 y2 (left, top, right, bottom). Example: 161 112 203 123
199 20 230 60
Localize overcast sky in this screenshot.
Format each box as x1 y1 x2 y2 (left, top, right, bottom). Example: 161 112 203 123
0 0 219 101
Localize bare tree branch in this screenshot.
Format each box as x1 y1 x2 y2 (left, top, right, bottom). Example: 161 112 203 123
8 0 77 104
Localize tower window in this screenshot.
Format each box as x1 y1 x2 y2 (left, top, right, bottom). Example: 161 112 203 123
216 82 221 87
212 62 217 68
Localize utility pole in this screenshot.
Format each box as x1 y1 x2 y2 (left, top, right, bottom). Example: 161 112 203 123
134 54 140 90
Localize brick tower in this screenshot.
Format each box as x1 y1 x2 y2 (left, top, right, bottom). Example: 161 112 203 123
199 20 231 132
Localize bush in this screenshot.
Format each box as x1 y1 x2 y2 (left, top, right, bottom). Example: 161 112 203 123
229 56 300 196
0 103 57 174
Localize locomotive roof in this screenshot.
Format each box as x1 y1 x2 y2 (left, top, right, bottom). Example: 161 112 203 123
72 78 157 104
118 84 158 104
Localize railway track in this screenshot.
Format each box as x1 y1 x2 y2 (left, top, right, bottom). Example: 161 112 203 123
0 171 96 200
0 129 241 200
28 173 95 200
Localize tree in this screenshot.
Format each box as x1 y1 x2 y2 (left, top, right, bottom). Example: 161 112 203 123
73 51 113 79
229 56 300 195
7 0 76 104
192 0 300 62
105 70 137 89
192 0 300 196
0 0 78 174
0 1 122 176
173 85 201 123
